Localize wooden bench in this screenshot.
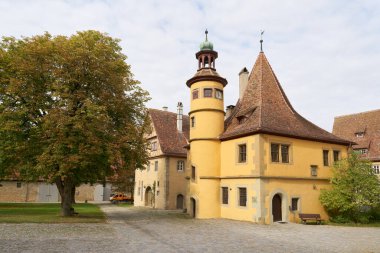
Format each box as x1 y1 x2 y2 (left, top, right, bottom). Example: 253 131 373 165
298 213 324 224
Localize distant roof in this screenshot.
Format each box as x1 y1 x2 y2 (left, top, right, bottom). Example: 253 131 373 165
220 52 351 146
149 109 189 157
333 109 380 161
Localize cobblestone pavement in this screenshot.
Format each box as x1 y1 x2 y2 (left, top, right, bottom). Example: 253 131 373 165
0 204 379 253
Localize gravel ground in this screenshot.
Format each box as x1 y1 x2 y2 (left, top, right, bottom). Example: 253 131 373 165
0 204 379 253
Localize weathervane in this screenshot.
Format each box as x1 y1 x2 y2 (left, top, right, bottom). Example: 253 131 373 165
260 30 264 52
205 29 208 41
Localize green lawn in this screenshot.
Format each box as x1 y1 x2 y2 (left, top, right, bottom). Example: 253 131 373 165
0 203 105 223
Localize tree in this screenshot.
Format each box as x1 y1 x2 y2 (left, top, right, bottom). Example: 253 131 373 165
0 31 149 216
320 152 380 223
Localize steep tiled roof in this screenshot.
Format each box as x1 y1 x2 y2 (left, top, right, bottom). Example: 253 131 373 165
220 52 351 146
333 109 380 161
149 109 189 157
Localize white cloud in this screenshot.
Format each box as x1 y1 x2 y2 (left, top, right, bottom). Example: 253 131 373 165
1 0 379 131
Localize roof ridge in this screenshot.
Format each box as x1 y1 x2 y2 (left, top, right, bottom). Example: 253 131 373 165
334 109 380 119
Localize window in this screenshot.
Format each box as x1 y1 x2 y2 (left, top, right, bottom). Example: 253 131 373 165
151 141 157 151
271 144 279 162
222 187 228 205
238 144 247 163
355 132 364 137
154 161 158 171
191 117 195 128
333 150 340 162
177 160 184 171
204 88 212 97
215 89 223 99
372 165 380 175
238 187 247 207
157 181 159 187
291 198 299 211
237 116 247 124
192 89 199 99
191 166 196 180
16 182 21 188
147 163 150 171
157 191 160 196
323 150 329 166
281 145 289 163
138 187 140 195
358 149 368 154
311 165 318 176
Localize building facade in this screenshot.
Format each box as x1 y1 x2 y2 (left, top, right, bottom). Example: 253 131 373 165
185 33 351 224
333 109 380 178
134 106 189 209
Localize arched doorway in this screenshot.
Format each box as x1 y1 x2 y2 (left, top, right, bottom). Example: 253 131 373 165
145 186 153 207
190 198 196 218
272 194 282 222
176 194 184 209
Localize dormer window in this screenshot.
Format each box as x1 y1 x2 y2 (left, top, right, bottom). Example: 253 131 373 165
237 116 247 124
355 132 364 137
357 149 368 154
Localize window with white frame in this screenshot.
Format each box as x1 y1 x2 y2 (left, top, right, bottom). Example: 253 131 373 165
177 160 184 171
372 165 380 175
151 141 157 151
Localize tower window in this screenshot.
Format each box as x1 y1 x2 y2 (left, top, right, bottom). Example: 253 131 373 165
191 117 195 127
204 88 212 98
192 89 199 99
238 144 247 163
191 166 196 180
155 161 158 171
215 89 223 99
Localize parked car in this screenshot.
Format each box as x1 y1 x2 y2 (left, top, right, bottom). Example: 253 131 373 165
109 193 133 204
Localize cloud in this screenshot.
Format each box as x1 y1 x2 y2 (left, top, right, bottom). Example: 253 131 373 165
1 0 379 131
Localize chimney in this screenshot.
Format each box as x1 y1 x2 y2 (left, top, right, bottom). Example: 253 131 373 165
162 106 168 111
239 67 249 100
177 102 183 133
225 105 235 119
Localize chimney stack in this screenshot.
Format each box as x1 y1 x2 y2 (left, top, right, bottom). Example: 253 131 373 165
177 102 183 133
239 67 249 100
225 105 235 119
162 106 168 111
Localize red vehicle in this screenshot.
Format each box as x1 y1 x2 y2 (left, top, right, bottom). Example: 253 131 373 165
109 193 133 204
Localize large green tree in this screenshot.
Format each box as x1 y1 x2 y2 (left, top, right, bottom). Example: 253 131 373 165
0 31 149 216
320 152 380 223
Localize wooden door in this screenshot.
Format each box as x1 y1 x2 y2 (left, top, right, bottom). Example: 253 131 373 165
272 194 282 222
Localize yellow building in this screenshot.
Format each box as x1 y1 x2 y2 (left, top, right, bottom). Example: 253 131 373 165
186 32 352 224
134 106 189 209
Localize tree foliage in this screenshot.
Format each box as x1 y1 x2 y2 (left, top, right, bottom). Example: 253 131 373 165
0 31 150 215
320 152 380 223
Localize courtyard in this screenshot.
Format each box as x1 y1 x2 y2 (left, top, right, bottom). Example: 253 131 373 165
0 204 379 253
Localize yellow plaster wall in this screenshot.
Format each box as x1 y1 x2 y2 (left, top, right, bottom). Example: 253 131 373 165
167 157 187 209
262 135 348 178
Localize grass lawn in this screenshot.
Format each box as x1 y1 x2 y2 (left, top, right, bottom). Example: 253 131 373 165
0 203 105 223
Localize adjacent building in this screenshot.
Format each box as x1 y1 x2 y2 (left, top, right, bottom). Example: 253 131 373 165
333 109 380 177
185 32 352 224
134 107 189 209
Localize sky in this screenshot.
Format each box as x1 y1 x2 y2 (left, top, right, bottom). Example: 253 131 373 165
1 0 379 131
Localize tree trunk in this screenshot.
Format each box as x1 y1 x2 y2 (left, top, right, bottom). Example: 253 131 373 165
71 186 76 204
55 177 74 216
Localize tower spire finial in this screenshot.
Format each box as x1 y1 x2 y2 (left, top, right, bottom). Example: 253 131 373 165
260 30 264 52
205 29 208 41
